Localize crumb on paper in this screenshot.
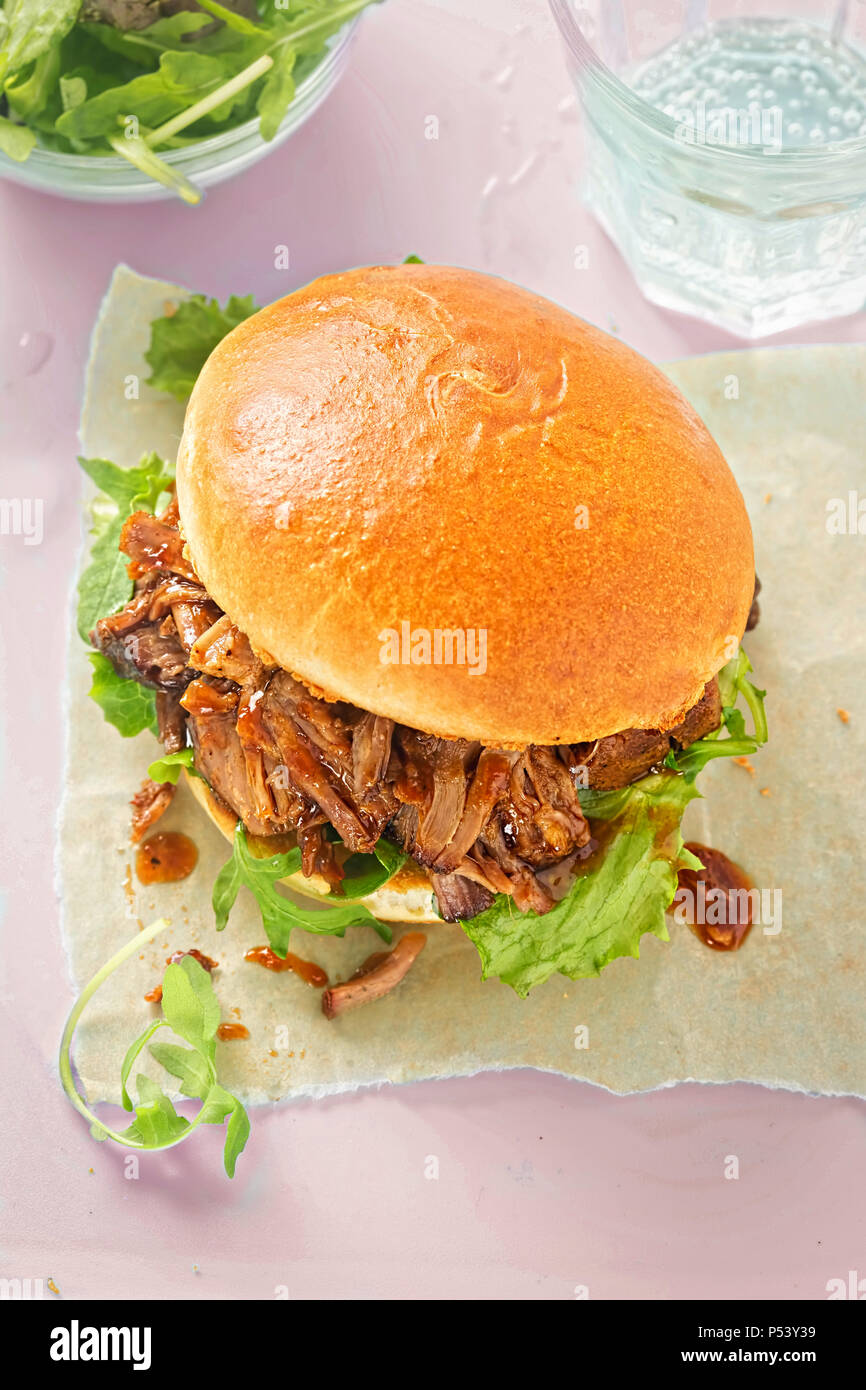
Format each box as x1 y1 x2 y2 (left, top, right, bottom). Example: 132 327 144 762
760 787 772 797
837 708 850 724
47 1279 60 1296
733 756 756 777
764 492 772 503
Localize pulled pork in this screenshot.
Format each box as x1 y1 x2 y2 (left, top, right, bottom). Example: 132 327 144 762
91 504 728 921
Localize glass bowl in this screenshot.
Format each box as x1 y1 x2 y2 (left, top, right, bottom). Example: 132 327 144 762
0 18 359 204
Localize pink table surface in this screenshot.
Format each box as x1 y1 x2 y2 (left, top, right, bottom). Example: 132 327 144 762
1 0 864 1302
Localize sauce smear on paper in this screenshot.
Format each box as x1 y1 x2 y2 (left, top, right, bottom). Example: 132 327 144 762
677 842 754 951
136 832 198 885
244 945 328 987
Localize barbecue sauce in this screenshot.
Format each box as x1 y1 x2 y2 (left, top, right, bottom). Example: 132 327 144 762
135 831 198 885
244 944 328 987
676 842 754 951
216 1022 250 1041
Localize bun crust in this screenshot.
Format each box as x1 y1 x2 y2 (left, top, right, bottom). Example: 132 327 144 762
184 772 439 925
177 265 754 744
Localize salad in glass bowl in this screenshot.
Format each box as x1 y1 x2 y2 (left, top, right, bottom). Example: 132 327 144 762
0 0 378 203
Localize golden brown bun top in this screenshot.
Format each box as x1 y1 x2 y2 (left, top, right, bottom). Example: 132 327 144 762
176 264 754 745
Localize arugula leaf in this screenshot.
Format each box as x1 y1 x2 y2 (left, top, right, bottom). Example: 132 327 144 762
107 129 202 204
144 292 259 401
196 1 263 36
665 645 768 782
213 821 393 954
87 652 158 738
4 42 60 121
0 112 36 159
55 48 233 141
341 839 407 898
83 13 211 68
59 921 251 1179
124 1073 190 1147
160 955 221 1054
149 1041 212 1101
461 772 701 997
403 253 424 263
147 747 197 785
119 1016 165 1110
76 451 174 643
221 1096 250 1179
256 41 295 141
0 0 80 85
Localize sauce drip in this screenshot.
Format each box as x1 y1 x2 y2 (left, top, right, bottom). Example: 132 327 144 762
135 831 198 885
677 842 754 951
167 948 218 972
217 1022 249 1041
244 944 328 987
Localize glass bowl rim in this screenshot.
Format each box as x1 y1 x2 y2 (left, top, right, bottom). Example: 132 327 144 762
549 0 866 164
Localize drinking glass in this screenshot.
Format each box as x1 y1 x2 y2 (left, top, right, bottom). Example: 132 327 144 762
550 0 866 335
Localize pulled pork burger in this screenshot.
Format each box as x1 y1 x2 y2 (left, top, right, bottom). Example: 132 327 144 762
88 263 767 999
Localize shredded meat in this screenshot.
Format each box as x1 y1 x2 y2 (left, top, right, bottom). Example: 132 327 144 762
746 574 761 632
156 691 186 753
119 511 198 582
432 872 495 922
321 933 427 1018
92 507 735 921
130 776 175 842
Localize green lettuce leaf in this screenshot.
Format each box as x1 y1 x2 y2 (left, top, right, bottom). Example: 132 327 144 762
461 772 702 998
76 451 174 644
147 747 198 785
87 652 158 738
144 292 259 401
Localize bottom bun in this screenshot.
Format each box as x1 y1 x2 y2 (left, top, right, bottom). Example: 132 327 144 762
183 770 440 925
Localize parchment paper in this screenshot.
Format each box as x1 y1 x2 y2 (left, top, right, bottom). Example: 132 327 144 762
59 265 866 1105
